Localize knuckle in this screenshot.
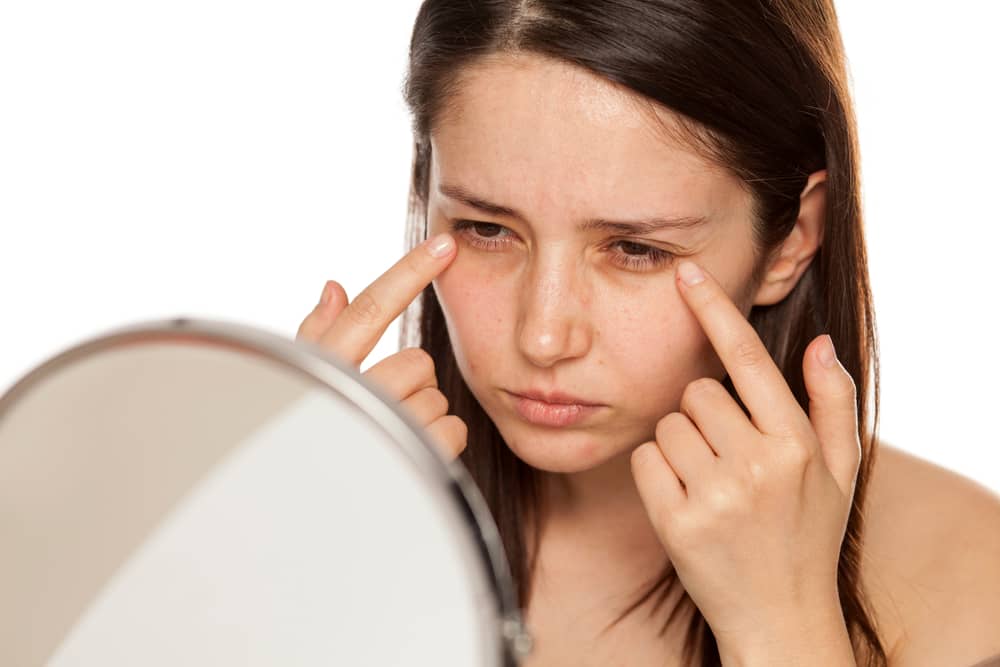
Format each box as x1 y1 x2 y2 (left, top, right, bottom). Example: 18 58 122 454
399 346 436 378
630 442 655 470
402 250 427 278
705 484 740 514
425 416 455 459
405 387 448 422
425 387 449 416
733 338 766 370
343 291 382 327
682 377 720 402
447 414 468 440
746 457 769 490
432 415 468 457
771 419 805 442
656 412 688 440
778 440 812 469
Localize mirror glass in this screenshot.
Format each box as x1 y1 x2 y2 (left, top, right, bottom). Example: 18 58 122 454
0 320 529 666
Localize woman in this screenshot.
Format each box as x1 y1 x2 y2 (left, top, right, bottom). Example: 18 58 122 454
297 1 1000 665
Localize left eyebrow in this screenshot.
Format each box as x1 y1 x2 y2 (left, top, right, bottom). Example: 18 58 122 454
438 182 710 235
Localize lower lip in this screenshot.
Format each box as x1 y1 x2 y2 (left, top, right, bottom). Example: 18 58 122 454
510 393 604 427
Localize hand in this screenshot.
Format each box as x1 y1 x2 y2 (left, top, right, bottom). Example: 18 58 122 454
630 259 861 654
295 233 468 461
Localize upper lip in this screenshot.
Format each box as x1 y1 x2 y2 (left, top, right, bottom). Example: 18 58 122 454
509 388 603 407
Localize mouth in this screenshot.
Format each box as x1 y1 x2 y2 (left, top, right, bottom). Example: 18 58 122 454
504 390 605 427
508 388 603 406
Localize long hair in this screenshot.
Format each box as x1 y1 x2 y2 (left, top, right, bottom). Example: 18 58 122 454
398 1 885 664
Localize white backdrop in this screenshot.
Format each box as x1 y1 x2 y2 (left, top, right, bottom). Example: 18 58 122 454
1 1 997 493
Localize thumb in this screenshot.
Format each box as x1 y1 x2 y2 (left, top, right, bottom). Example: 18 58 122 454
803 333 862 498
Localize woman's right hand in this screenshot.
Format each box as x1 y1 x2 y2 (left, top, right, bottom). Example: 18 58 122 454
295 233 468 461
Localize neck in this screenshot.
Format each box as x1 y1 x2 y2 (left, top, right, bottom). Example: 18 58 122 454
538 446 665 554
523 446 672 617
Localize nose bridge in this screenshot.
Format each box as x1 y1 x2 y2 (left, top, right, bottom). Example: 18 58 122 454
516 245 592 367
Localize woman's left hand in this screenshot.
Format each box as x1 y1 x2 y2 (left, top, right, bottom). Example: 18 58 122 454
630 259 861 657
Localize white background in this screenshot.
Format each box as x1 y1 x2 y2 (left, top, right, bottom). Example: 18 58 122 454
1 1 997 493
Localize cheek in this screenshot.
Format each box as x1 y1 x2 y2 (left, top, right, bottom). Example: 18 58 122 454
431 258 510 373
599 286 726 408
606 290 699 366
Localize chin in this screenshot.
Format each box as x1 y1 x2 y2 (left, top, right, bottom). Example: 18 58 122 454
492 418 615 473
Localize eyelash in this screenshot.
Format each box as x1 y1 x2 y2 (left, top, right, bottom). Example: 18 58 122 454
449 220 676 272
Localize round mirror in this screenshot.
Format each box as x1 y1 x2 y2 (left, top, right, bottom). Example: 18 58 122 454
0 317 533 666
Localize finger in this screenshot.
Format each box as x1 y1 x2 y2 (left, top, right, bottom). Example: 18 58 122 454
678 378 758 459
803 334 862 497
424 414 468 461
675 260 810 438
654 412 716 490
321 233 456 366
400 387 450 426
631 441 686 535
296 280 349 343
363 347 438 398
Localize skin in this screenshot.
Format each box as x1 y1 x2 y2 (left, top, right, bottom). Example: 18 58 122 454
424 52 826 548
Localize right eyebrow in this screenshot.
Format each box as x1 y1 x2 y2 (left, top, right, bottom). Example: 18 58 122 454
438 182 710 235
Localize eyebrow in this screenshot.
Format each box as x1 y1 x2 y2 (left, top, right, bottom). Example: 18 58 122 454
438 182 710 235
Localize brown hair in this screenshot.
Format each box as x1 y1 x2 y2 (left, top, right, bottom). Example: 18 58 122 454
398 1 884 664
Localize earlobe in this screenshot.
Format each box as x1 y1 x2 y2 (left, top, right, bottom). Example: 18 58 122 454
751 169 827 307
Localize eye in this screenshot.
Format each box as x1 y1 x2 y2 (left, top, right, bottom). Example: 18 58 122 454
450 220 513 251
607 239 675 271
450 219 676 272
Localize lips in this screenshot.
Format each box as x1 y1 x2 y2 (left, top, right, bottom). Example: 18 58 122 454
505 389 605 427
508 389 603 407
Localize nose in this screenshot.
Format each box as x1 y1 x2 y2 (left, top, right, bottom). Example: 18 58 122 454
516 253 594 368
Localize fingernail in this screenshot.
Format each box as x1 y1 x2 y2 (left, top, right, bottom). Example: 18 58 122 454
426 233 455 258
678 260 704 286
319 281 332 306
818 334 837 368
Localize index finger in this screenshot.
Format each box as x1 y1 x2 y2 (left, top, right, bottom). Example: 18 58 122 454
675 259 808 437
320 233 456 366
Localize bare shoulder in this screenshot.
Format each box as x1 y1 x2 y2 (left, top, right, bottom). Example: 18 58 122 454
862 440 1000 666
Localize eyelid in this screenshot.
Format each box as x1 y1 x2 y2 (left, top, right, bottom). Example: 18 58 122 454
451 218 684 250
449 219 680 272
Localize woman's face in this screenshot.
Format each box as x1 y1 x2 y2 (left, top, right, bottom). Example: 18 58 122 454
427 53 761 474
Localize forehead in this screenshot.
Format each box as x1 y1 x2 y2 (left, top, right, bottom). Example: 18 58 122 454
429 53 750 223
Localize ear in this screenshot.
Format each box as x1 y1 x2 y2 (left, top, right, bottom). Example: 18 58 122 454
752 169 827 307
